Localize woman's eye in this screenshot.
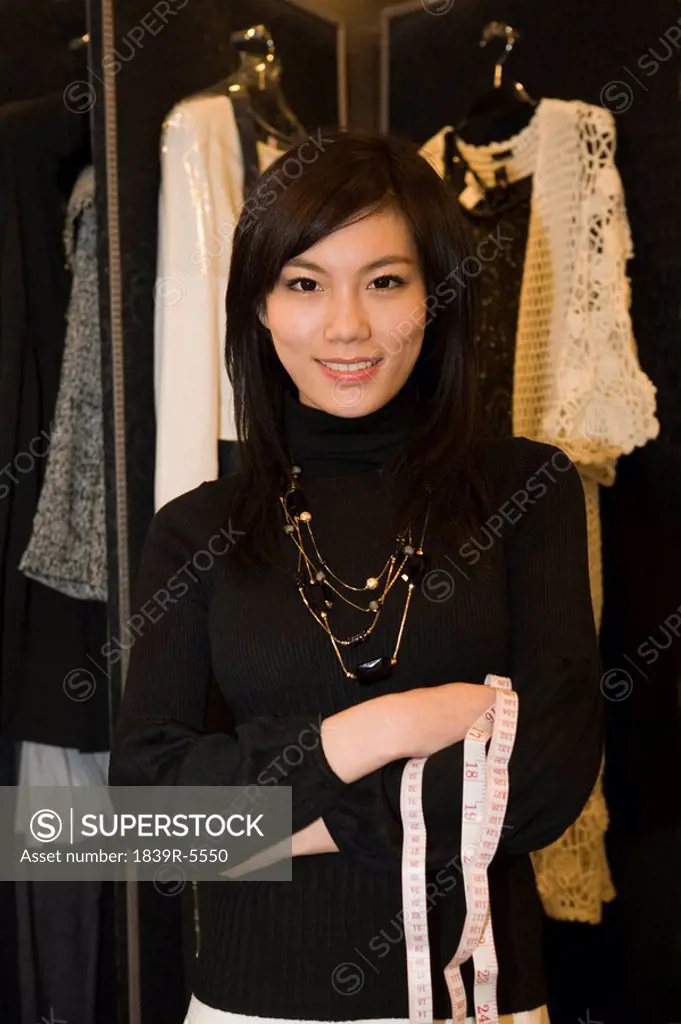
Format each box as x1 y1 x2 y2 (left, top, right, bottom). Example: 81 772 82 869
370 274 405 290
286 277 320 292
285 274 405 292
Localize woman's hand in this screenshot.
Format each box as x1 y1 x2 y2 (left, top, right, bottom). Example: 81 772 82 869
292 816 339 857
221 818 340 877
320 682 496 784
388 682 497 759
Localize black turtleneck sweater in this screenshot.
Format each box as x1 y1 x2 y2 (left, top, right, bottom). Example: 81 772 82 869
108 383 603 1019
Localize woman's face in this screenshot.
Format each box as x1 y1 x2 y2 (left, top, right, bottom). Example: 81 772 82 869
263 207 427 416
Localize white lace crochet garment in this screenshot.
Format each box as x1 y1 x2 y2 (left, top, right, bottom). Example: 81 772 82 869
421 98 659 923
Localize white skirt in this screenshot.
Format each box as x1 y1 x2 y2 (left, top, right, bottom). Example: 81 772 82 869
183 994 550 1024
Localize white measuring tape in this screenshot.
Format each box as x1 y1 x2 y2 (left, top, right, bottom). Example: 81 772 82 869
399 674 519 1024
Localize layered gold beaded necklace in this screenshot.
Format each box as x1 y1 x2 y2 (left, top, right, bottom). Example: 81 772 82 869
279 462 430 684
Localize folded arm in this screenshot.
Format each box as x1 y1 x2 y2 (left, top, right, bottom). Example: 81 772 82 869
320 443 604 868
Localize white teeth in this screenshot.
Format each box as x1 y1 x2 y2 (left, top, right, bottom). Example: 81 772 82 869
319 359 379 371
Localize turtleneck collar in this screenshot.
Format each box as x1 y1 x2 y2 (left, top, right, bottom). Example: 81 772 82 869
282 375 418 477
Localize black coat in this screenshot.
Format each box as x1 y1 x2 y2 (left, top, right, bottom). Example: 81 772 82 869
0 92 109 751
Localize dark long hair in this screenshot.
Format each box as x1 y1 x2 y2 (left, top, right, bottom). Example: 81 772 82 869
223 127 491 571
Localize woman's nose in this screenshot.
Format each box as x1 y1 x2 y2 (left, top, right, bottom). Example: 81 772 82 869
323 293 371 343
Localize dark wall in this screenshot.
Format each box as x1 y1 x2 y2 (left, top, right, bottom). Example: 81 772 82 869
0 0 88 104
256 0 399 129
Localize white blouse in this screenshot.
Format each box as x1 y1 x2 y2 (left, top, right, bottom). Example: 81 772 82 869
153 93 280 511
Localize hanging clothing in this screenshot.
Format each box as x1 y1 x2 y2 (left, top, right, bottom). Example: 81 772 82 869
15 878 105 1024
14 739 111 842
153 91 282 511
420 96 658 925
109 379 603 1019
421 97 659 477
0 736 21 1021
14 741 110 1024
19 164 107 601
0 92 109 751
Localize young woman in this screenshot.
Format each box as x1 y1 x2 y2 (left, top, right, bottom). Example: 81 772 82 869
109 129 603 1024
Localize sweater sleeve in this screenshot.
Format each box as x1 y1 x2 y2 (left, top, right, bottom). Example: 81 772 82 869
107 492 349 834
538 104 659 473
322 443 604 869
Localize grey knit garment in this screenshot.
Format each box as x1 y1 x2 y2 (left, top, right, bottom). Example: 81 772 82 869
19 164 107 601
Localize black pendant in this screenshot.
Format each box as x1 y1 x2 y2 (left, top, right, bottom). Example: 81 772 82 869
285 488 308 517
400 552 428 584
355 656 393 684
